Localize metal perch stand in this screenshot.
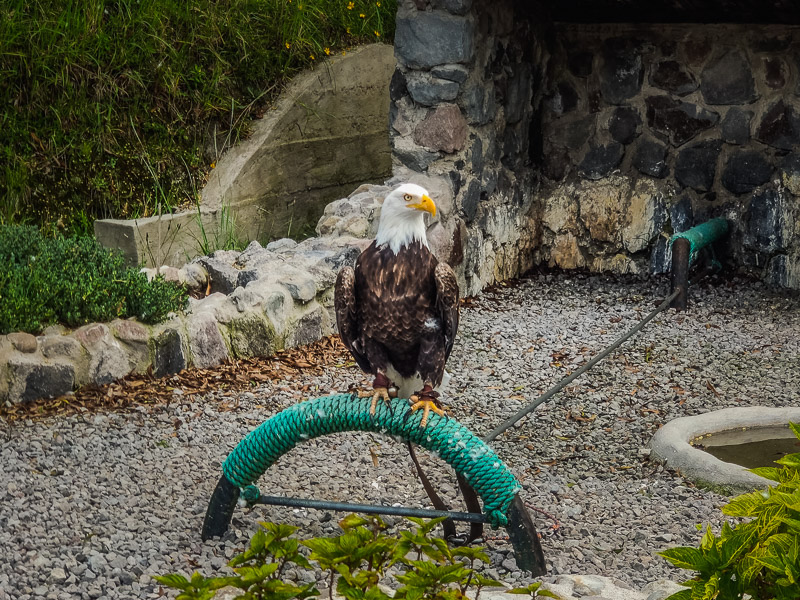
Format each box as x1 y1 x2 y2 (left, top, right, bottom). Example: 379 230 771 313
202 393 546 575
670 217 729 311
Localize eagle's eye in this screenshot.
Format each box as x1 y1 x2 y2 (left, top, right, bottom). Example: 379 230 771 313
403 194 413 202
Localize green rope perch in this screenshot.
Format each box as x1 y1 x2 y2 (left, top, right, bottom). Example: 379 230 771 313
222 393 521 528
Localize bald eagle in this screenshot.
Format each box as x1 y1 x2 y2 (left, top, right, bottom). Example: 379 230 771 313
335 183 459 426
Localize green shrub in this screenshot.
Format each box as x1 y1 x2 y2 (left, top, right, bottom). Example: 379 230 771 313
0 0 397 233
660 422 800 600
155 516 560 600
0 224 42 265
0 225 188 334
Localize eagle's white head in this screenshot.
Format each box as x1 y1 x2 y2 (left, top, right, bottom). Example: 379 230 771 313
375 183 436 254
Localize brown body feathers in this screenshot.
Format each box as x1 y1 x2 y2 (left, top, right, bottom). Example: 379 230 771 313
334 239 459 389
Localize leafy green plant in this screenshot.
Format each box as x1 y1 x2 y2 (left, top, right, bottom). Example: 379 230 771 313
660 422 800 600
508 582 562 598
0 225 188 334
155 515 533 600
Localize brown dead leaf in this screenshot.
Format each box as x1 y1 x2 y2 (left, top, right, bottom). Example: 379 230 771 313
566 410 597 423
706 380 720 397
287 360 314 369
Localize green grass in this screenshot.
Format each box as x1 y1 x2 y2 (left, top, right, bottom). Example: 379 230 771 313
0 0 397 235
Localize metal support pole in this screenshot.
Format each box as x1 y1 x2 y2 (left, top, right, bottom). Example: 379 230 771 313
201 475 492 542
253 495 489 523
202 475 240 541
506 495 547 575
670 237 690 311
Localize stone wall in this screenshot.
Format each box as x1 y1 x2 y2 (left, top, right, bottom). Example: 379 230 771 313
536 23 800 285
389 0 547 296
390 3 800 288
0 229 372 404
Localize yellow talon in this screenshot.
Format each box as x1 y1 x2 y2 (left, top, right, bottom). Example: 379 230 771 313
360 387 391 415
409 396 446 427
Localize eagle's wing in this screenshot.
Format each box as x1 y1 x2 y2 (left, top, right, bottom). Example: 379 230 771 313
334 266 371 373
434 262 460 360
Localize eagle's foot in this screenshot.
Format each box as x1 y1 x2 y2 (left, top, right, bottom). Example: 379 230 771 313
359 387 391 415
359 374 395 416
409 386 444 427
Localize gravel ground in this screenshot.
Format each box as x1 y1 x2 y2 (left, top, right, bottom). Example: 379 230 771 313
2 271 799 600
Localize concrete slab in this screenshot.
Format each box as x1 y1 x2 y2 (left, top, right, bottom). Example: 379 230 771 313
93 207 224 267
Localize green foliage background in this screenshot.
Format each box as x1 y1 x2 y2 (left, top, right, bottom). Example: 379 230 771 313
0 0 396 233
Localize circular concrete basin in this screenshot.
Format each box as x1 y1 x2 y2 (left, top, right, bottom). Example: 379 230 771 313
649 407 800 495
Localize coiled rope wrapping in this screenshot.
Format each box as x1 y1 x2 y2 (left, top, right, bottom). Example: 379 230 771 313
222 394 521 528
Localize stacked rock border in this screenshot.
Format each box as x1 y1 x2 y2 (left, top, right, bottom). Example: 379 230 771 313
0 185 395 405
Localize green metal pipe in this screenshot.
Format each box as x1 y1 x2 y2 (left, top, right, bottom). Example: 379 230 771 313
670 217 729 260
669 217 728 311
254 494 490 523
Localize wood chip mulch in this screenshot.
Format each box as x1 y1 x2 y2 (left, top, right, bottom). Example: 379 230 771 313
1 336 354 424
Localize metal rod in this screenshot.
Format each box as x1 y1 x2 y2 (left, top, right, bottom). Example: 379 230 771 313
670 237 690 311
483 289 680 443
254 494 489 523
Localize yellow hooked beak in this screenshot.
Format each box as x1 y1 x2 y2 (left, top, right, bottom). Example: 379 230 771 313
408 194 436 217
